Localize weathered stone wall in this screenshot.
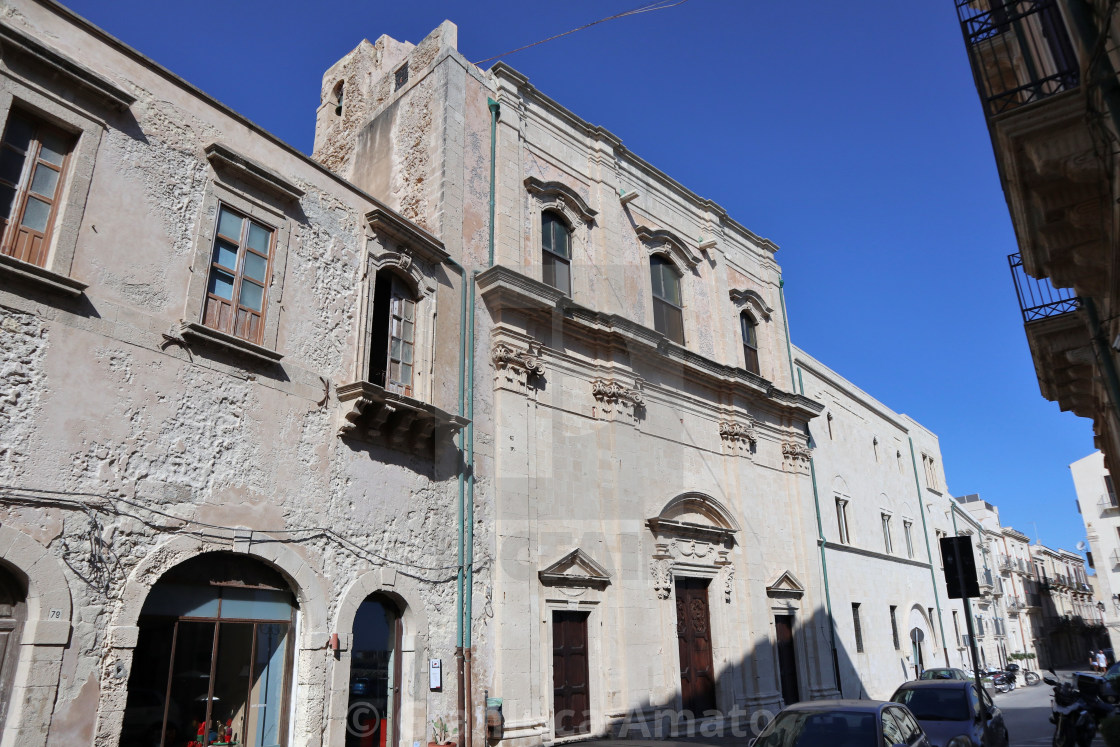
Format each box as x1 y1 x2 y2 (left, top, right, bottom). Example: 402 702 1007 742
0 4 474 746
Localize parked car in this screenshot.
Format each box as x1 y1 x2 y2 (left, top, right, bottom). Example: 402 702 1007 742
920 668 970 682
751 700 931 747
890 679 1009 747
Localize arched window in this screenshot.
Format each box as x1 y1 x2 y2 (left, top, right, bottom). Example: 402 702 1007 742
122 553 297 747
369 269 416 396
541 211 571 295
348 595 403 747
740 311 759 374
649 254 683 344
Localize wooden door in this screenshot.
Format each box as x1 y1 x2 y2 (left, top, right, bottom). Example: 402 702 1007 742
675 578 716 716
0 566 26 731
552 611 590 736
775 615 800 706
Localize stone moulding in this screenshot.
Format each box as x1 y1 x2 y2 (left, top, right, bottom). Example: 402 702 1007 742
524 176 597 223
205 143 305 203
336 380 467 452
0 21 136 110
476 266 824 423
172 321 284 364
0 252 87 296
781 441 813 473
719 418 757 454
538 548 611 589
492 341 545 391
635 224 701 269
728 288 773 321
591 377 645 422
366 207 449 265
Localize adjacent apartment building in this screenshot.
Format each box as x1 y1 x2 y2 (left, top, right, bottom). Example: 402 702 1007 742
0 2 1098 746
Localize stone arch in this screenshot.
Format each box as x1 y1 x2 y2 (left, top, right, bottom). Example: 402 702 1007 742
729 287 773 322
654 491 741 532
368 247 435 298
325 569 431 747
636 225 700 270
524 176 597 223
907 604 934 672
0 526 72 747
832 476 849 495
96 534 330 747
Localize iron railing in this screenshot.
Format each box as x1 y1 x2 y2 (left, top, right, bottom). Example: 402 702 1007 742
956 0 1080 116
1009 253 1080 321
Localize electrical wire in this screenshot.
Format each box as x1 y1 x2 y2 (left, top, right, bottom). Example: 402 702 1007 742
473 0 691 67
0 484 489 584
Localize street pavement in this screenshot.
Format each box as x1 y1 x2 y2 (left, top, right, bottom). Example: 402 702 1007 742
580 670 1076 747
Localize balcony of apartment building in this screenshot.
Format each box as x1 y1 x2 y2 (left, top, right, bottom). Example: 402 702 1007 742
1006 595 1026 614
980 568 996 594
958 0 1120 469
999 555 1016 574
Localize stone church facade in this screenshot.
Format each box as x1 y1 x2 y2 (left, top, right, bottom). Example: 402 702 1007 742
0 3 1046 747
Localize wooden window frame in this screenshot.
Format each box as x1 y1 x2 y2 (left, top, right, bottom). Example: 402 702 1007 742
740 310 759 374
368 269 418 396
541 210 572 296
650 254 684 344
201 203 276 346
0 110 74 268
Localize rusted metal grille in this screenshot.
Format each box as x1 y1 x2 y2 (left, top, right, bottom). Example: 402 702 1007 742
1008 252 1080 321
955 0 1079 116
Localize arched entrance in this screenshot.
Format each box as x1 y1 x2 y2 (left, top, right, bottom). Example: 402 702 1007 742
0 563 27 732
908 606 932 679
348 595 403 747
120 552 298 747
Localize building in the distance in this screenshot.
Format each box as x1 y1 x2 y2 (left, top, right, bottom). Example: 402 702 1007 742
1072 451 1120 654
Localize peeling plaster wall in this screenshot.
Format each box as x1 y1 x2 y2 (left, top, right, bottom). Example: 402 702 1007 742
0 4 471 747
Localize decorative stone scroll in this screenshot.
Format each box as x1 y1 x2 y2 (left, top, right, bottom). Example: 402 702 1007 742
591 377 645 422
782 441 812 473
650 552 673 600
719 418 756 455
492 341 545 393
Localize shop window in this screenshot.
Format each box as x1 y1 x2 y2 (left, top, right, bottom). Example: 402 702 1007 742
369 269 416 396
348 595 403 747
0 110 74 268
122 554 296 747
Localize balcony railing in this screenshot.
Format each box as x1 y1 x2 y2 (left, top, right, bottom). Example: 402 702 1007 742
956 0 1080 117
1100 494 1120 512
1009 253 1080 322
999 556 1015 572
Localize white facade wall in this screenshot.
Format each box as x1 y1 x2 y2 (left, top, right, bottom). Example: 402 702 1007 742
1073 451 1120 655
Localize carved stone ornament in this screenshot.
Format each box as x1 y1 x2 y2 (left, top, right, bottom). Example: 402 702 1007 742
491 341 545 392
721 563 735 604
782 441 813 473
591 377 645 422
719 418 756 455
651 556 672 600
336 381 467 453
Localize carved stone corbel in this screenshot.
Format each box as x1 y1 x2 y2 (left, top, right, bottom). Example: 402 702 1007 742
651 555 672 600
491 341 545 393
591 376 645 422
782 441 813 473
719 417 756 455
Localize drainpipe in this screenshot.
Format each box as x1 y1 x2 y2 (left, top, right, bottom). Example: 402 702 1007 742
908 437 950 666
782 278 842 695
464 95 500 747
449 255 467 747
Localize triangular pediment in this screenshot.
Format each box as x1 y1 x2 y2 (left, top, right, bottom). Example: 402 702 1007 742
538 549 611 588
766 570 805 597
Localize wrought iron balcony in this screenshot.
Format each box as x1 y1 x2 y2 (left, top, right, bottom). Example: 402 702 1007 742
955 0 1080 117
1009 253 1080 321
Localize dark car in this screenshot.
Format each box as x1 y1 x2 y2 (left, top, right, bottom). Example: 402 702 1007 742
891 679 1008 747
919 668 970 682
751 699 931 747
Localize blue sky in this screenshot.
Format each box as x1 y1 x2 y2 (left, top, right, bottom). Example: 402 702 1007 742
63 0 1092 555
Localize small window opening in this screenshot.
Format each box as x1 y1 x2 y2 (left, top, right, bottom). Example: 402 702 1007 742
333 81 345 116
395 64 409 91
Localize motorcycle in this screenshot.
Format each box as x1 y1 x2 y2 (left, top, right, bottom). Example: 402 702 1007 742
989 668 1014 693
1044 672 1115 747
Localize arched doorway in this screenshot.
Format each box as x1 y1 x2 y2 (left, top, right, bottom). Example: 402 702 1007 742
0 563 27 733
121 553 298 747
348 595 403 747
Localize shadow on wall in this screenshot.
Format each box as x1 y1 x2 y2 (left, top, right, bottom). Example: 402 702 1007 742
593 606 870 740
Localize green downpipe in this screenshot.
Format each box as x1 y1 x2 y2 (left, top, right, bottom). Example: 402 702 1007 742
782 278 842 695
908 437 949 666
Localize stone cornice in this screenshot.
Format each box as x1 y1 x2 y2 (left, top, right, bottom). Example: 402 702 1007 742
635 225 701 269
477 265 823 423
206 143 305 203
0 20 136 110
524 176 597 223
366 208 450 265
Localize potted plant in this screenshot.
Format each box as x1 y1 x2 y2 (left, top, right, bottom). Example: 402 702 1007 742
429 717 457 747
